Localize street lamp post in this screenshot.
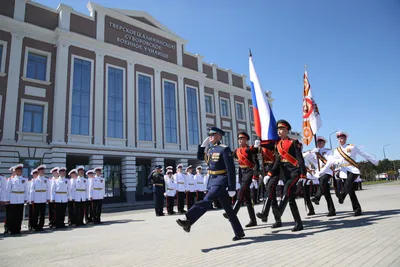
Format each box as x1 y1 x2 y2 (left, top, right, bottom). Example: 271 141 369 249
383 144 390 159
329 130 338 149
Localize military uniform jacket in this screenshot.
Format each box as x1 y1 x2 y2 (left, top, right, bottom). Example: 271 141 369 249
73 176 88 202
194 174 206 191
308 147 334 177
186 173 196 192
0 175 6 202
164 176 176 197
89 176 105 200
29 176 49 203
319 144 378 178
174 172 186 192
68 178 75 201
233 145 259 182
51 178 70 203
149 172 165 193
197 142 236 191
47 177 55 199
5 176 29 204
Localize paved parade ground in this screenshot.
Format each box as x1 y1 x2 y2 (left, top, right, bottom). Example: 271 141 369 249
1 182 400 267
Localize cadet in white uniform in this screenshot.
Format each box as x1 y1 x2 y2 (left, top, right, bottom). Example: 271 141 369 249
51 167 69 228
194 166 205 202
2 166 15 234
300 150 316 216
29 164 50 231
86 169 95 223
27 168 37 231
73 166 88 226
68 169 77 226
48 167 59 228
89 167 105 224
164 168 176 215
185 166 196 210
5 164 29 235
174 164 187 214
316 131 378 216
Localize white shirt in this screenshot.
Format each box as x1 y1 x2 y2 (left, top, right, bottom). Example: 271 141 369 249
164 176 176 197
174 172 186 192
302 151 319 181
89 176 105 200
320 144 378 178
73 176 88 202
5 176 29 204
0 175 6 202
51 177 70 203
29 176 49 203
185 173 195 192
194 173 206 191
69 178 75 201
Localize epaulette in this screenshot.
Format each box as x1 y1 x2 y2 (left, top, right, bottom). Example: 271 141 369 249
219 144 227 148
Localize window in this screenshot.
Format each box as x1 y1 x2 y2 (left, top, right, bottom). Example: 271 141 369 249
186 87 199 145
236 102 244 120
249 105 254 122
71 58 91 135
220 98 230 117
205 94 214 114
138 74 152 141
164 81 177 143
20 159 41 179
222 131 232 147
22 104 44 133
107 66 124 139
27 52 47 81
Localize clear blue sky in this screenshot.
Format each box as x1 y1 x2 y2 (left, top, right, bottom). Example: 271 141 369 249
40 0 400 160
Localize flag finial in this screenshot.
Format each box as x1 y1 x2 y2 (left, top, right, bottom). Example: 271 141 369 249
249 49 252 57
304 65 308 70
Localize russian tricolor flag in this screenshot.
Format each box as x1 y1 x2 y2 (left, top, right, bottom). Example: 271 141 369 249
249 52 279 141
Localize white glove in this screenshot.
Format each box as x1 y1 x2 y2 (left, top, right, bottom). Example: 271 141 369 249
314 171 321 178
263 175 270 185
299 178 307 183
312 148 320 153
201 137 210 148
163 193 167 197
228 191 236 197
254 140 261 148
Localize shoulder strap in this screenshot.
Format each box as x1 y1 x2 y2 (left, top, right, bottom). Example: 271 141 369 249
277 140 299 166
337 146 359 169
236 147 255 168
315 152 327 164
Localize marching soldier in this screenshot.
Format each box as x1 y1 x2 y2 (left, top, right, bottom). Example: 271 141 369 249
194 166 205 202
223 131 258 227
149 165 165 216
266 120 306 231
90 167 105 224
310 136 336 216
74 166 88 226
48 167 59 228
51 167 69 228
164 168 176 215
5 164 29 235
316 131 378 216
29 165 49 231
67 169 77 226
85 169 95 223
174 164 186 214
185 166 196 210
176 127 245 241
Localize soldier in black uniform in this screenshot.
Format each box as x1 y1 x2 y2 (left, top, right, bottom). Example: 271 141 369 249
148 166 165 216
268 120 306 232
176 127 245 241
222 131 258 227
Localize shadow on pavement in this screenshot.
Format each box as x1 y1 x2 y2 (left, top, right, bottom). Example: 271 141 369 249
201 209 400 253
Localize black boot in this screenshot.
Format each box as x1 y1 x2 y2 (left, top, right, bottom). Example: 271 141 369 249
232 232 245 241
278 195 289 215
271 220 282 228
307 210 316 216
246 201 257 227
292 222 304 232
256 198 272 222
327 211 336 217
176 219 191 233
223 200 240 219
289 199 303 232
311 197 319 205
245 221 257 227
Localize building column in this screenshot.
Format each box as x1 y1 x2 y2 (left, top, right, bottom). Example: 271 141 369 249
51 40 70 144
154 69 163 149
127 61 135 147
14 0 27 21
211 64 218 81
151 157 164 170
176 41 183 66
2 33 23 141
96 12 105 41
241 74 247 90
244 98 252 139
178 76 187 150
121 156 136 203
230 94 238 149
94 52 104 145
228 69 233 85
198 81 207 141
214 90 221 128
89 154 103 169
175 158 188 169
57 4 72 31
43 151 67 177
196 54 203 73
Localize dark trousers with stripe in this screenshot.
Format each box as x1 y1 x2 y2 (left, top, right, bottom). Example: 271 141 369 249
32 203 46 230
92 199 103 223
8 204 24 234
68 201 75 225
278 164 302 224
296 181 314 213
74 201 85 226
28 204 34 230
196 191 204 202
85 201 93 223
342 172 361 213
154 191 164 215
48 202 55 227
55 202 67 228
177 191 185 212
166 196 175 214
232 178 257 223
314 174 336 213
186 185 244 236
4 204 10 233
186 192 195 210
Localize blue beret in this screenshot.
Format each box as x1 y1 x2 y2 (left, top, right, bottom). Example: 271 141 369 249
207 126 225 136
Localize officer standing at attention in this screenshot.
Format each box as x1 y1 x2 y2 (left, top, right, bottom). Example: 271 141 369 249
74 166 88 226
51 167 70 228
174 164 186 214
29 164 49 231
91 167 105 224
176 127 245 241
185 166 196 210
223 131 258 228
67 169 77 226
149 165 165 216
